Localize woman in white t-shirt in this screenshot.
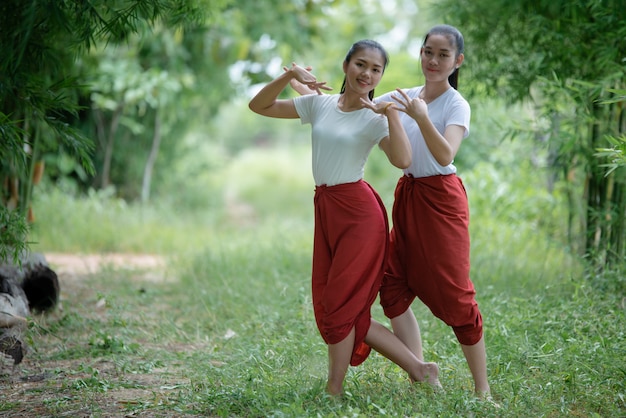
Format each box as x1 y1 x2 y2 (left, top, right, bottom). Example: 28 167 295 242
249 40 440 396
377 25 492 398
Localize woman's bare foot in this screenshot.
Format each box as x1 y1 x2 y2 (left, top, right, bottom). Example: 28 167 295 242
476 390 500 407
326 381 343 396
410 361 442 389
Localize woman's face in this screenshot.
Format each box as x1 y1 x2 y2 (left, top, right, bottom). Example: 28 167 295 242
342 48 386 96
421 34 463 84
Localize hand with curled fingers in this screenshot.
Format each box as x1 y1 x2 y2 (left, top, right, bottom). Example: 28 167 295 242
391 88 428 120
283 64 333 95
360 98 396 115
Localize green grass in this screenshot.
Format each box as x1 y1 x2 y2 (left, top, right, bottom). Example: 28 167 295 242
5 219 624 417
4 147 625 417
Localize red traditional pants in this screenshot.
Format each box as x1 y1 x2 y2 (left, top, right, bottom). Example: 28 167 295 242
380 174 483 345
312 180 388 366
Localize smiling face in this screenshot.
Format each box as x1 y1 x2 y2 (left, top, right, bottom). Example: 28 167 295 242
421 33 464 85
342 47 386 97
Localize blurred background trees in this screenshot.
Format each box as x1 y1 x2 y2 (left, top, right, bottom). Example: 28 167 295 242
1 0 624 277
0 0 210 261
433 0 626 271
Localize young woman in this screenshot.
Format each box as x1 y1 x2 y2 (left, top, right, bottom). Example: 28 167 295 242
249 40 440 396
375 24 492 397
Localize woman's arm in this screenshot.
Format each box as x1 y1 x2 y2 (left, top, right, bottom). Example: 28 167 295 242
283 65 333 96
379 106 412 169
361 100 412 169
410 109 462 166
391 88 461 166
249 63 321 118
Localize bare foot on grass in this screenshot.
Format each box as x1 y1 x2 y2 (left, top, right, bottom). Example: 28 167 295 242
476 390 500 408
410 361 442 389
325 381 343 397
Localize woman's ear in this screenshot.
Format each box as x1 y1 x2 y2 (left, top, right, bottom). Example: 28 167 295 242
456 53 465 68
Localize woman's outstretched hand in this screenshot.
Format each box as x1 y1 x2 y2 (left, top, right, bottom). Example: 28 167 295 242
284 64 333 95
360 98 396 115
391 88 428 120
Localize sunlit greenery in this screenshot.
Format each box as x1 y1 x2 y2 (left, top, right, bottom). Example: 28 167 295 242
14 96 624 417
2 0 625 416
15 159 626 414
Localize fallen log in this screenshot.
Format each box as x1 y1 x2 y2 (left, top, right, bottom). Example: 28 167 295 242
0 275 29 328
0 251 60 366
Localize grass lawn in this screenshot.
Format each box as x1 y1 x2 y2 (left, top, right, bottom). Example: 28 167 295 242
2 214 625 417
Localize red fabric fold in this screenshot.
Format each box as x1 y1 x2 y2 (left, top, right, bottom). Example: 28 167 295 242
380 174 483 345
312 180 389 366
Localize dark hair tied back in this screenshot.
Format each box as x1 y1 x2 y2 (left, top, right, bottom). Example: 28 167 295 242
340 39 389 100
423 25 464 89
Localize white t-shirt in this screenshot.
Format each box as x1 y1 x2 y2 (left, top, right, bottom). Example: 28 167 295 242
377 87 470 178
294 94 389 186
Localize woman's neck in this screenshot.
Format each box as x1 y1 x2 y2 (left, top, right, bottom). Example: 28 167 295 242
338 93 368 112
420 82 450 103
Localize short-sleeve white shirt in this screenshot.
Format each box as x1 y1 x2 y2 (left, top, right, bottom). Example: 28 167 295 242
294 94 389 186
377 87 470 177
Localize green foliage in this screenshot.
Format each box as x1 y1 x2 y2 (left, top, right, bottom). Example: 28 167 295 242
240 0 425 94
1 0 438 216
595 89 626 176
84 25 199 198
59 0 391 201
596 135 626 176
29 183 219 255
433 0 626 102
0 0 212 255
154 137 229 211
4 3 626 414
0 114 27 176
0 207 29 264
222 145 313 217
466 159 581 289
433 0 626 270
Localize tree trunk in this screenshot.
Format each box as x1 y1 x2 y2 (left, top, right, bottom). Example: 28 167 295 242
100 103 124 189
583 100 626 271
141 111 162 203
606 97 626 267
607 181 625 266
584 103 607 268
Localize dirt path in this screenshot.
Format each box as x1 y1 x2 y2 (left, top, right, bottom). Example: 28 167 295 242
1 253 183 417
45 252 166 276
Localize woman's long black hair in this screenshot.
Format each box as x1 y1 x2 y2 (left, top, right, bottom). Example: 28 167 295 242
423 25 464 89
339 39 389 100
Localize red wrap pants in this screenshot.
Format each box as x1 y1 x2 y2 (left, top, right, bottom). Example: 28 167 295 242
380 174 483 346
312 180 388 366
